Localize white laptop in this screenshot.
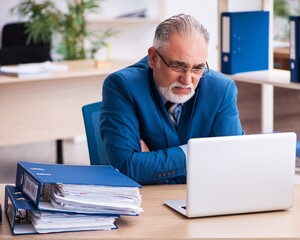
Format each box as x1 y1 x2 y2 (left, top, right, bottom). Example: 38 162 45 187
165 132 297 218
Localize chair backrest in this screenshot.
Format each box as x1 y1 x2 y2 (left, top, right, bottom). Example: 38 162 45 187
2 22 50 48
0 47 51 66
82 101 108 165
0 22 51 66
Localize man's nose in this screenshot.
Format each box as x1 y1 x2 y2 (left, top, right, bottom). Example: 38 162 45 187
179 70 193 85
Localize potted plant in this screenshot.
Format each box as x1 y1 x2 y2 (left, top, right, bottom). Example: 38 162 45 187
11 0 115 60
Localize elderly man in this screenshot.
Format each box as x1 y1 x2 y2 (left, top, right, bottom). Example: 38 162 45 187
100 14 243 185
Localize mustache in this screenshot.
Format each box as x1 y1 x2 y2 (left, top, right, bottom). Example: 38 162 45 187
169 82 194 89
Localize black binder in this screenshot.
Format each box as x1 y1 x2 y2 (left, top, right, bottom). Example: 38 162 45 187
290 16 300 83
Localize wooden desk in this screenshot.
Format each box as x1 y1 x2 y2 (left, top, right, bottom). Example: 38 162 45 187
1 184 300 239
0 59 132 146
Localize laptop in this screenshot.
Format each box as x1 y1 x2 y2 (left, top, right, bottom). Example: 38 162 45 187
165 132 297 218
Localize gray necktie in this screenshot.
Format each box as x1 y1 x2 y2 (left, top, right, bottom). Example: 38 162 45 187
165 101 177 126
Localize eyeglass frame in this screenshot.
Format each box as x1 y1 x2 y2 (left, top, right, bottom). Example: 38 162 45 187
154 48 209 76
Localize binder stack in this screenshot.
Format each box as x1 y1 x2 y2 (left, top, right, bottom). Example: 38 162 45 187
290 16 300 83
4 161 143 235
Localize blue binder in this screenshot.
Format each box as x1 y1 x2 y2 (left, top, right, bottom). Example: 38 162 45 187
290 16 300 83
5 185 37 235
4 185 118 235
221 11 269 74
15 161 141 213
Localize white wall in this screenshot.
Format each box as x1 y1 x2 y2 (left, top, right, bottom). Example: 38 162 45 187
163 0 218 70
228 0 262 11
0 0 22 46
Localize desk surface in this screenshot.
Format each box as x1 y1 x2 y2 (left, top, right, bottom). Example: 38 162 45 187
1 184 300 239
0 59 130 84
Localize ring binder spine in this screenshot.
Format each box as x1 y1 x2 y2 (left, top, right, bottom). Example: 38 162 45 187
290 16 300 83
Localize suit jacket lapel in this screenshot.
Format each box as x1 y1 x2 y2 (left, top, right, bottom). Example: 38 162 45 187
177 88 200 144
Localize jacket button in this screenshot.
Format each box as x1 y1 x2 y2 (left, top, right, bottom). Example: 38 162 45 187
167 171 172 176
163 172 167 177
157 172 162 178
171 169 176 175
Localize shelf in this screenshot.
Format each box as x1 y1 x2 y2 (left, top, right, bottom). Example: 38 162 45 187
230 69 300 90
87 17 161 25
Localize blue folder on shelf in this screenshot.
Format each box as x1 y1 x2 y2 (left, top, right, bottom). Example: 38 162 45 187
296 141 300 157
221 11 269 74
15 161 142 214
296 141 300 170
290 16 300 83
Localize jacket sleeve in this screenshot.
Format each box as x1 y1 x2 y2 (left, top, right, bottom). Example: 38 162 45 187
100 73 186 185
209 80 244 136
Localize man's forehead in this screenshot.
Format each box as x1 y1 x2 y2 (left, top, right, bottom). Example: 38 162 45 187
166 34 207 52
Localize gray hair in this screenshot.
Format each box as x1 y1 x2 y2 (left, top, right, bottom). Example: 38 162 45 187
153 14 210 50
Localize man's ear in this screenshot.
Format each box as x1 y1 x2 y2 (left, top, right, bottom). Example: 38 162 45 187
148 47 156 68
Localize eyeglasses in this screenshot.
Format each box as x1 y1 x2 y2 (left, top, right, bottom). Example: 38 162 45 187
154 48 209 76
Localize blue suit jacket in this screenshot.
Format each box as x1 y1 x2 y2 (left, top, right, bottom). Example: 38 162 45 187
100 57 243 185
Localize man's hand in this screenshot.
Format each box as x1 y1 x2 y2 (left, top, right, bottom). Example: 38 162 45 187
140 139 150 152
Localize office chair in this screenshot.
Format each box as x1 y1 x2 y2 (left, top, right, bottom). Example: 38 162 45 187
2 22 50 48
0 47 51 65
82 101 108 165
1 22 51 65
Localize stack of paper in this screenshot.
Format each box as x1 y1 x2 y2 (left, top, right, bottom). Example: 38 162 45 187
30 211 117 233
5 162 143 235
50 184 142 215
0 61 68 78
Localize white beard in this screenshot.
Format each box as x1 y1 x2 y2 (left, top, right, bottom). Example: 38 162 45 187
159 82 195 104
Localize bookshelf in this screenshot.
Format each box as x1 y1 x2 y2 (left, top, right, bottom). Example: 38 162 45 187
217 0 296 134
218 0 300 137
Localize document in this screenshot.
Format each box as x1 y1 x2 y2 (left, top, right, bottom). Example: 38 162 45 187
0 61 68 78
49 184 142 215
30 211 117 233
